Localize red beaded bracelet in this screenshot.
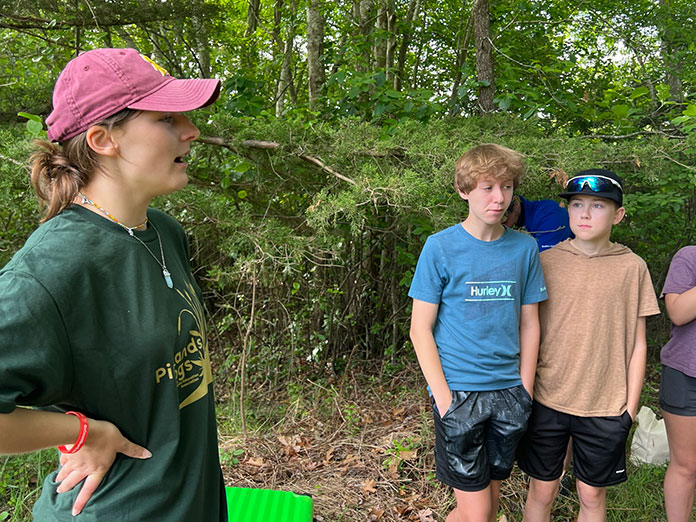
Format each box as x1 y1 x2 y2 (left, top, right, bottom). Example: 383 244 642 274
57 411 89 454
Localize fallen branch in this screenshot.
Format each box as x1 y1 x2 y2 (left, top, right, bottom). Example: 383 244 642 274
298 153 356 185
199 136 356 185
241 140 280 149
582 131 685 140
198 136 280 150
0 153 29 170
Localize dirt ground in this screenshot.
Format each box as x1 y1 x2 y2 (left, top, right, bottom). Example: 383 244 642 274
219 368 530 521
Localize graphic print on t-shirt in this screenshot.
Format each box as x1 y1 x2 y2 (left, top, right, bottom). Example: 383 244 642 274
154 281 213 409
466 280 515 301
458 262 519 321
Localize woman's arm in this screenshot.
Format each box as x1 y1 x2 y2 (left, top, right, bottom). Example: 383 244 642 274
665 287 696 326
0 408 151 516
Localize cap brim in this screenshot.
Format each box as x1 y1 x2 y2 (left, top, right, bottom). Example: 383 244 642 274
127 77 221 112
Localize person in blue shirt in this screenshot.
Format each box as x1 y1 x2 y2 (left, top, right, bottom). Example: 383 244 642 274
409 143 547 522
504 195 573 251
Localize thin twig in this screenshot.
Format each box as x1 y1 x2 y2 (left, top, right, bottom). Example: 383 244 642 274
240 265 258 439
0 154 29 170
582 131 685 140
298 153 356 185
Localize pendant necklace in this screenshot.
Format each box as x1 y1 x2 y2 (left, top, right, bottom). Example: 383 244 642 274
77 194 174 289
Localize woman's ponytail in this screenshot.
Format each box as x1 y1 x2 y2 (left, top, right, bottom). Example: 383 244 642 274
29 108 139 222
30 140 90 222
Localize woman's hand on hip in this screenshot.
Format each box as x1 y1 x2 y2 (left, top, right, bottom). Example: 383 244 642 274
55 419 151 516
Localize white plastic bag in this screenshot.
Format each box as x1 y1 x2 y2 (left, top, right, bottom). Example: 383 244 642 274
630 406 670 465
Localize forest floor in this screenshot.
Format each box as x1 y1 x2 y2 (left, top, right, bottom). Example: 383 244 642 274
217 362 669 521
0 361 671 521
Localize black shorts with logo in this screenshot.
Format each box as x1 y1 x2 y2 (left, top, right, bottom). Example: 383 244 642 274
517 401 633 487
432 385 532 492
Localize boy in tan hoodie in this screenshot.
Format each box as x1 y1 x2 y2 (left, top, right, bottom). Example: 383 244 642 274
517 169 660 522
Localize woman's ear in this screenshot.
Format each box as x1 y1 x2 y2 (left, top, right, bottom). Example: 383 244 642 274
85 125 119 157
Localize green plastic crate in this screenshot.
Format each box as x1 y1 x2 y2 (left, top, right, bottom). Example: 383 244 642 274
226 486 313 522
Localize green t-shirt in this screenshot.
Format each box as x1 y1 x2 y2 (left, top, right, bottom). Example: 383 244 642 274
0 206 226 521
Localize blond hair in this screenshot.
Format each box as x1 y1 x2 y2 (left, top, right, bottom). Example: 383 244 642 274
455 143 525 193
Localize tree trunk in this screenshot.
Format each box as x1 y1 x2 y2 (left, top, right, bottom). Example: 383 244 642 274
473 0 495 113
246 0 261 37
393 0 419 91
273 0 284 50
358 0 375 71
659 0 684 103
385 0 396 82
307 0 325 109
276 0 298 116
192 11 211 78
374 0 387 70
411 11 427 89
448 0 473 116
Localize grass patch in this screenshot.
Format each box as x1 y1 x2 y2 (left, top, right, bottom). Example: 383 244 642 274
607 464 667 521
0 450 56 522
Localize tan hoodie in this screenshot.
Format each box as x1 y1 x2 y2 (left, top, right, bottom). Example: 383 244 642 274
534 239 659 417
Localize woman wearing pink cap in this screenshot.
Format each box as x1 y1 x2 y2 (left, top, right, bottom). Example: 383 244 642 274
0 48 227 520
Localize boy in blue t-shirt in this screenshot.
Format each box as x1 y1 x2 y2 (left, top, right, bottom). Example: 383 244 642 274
409 143 547 521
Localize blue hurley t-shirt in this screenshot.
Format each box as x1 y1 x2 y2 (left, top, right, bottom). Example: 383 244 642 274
408 224 547 391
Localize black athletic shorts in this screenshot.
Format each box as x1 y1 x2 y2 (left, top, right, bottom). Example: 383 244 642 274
432 386 532 492
517 401 633 487
660 364 696 416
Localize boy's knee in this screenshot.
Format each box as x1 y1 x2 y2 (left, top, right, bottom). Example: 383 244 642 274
447 504 491 522
527 478 559 508
576 481 606 510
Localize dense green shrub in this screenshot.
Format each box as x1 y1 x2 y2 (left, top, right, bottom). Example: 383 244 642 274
1 115 694 385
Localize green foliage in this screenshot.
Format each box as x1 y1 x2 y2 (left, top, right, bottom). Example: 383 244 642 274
0 450 56 522
0 113 693 379
162 114 696 381
324 69 445 127
220 448 245 468
3 0 696 137
0 124 40 267
16 113 45 140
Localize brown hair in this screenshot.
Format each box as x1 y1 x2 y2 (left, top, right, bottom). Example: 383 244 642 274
30 109 139 222
455 143 525 194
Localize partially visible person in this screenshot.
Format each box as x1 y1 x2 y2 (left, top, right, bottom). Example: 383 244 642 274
409 144 547 522
0 48 226 521
660 246 696 522
517 168 660 522
504 195 573 251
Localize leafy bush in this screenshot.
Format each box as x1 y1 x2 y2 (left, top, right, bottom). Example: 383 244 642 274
1 115 694 384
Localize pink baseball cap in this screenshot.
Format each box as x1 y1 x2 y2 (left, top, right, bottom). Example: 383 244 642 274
46 48 221 142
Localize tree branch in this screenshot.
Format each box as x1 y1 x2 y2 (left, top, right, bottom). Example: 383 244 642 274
198 136 356 185
0 154 29 170
298 153 356 185
582 130 685 140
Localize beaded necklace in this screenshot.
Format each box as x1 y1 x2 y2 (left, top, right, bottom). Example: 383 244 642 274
77 193 173 289
77 193 147 233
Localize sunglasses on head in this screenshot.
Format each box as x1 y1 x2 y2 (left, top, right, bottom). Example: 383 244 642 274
564 175 623 194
